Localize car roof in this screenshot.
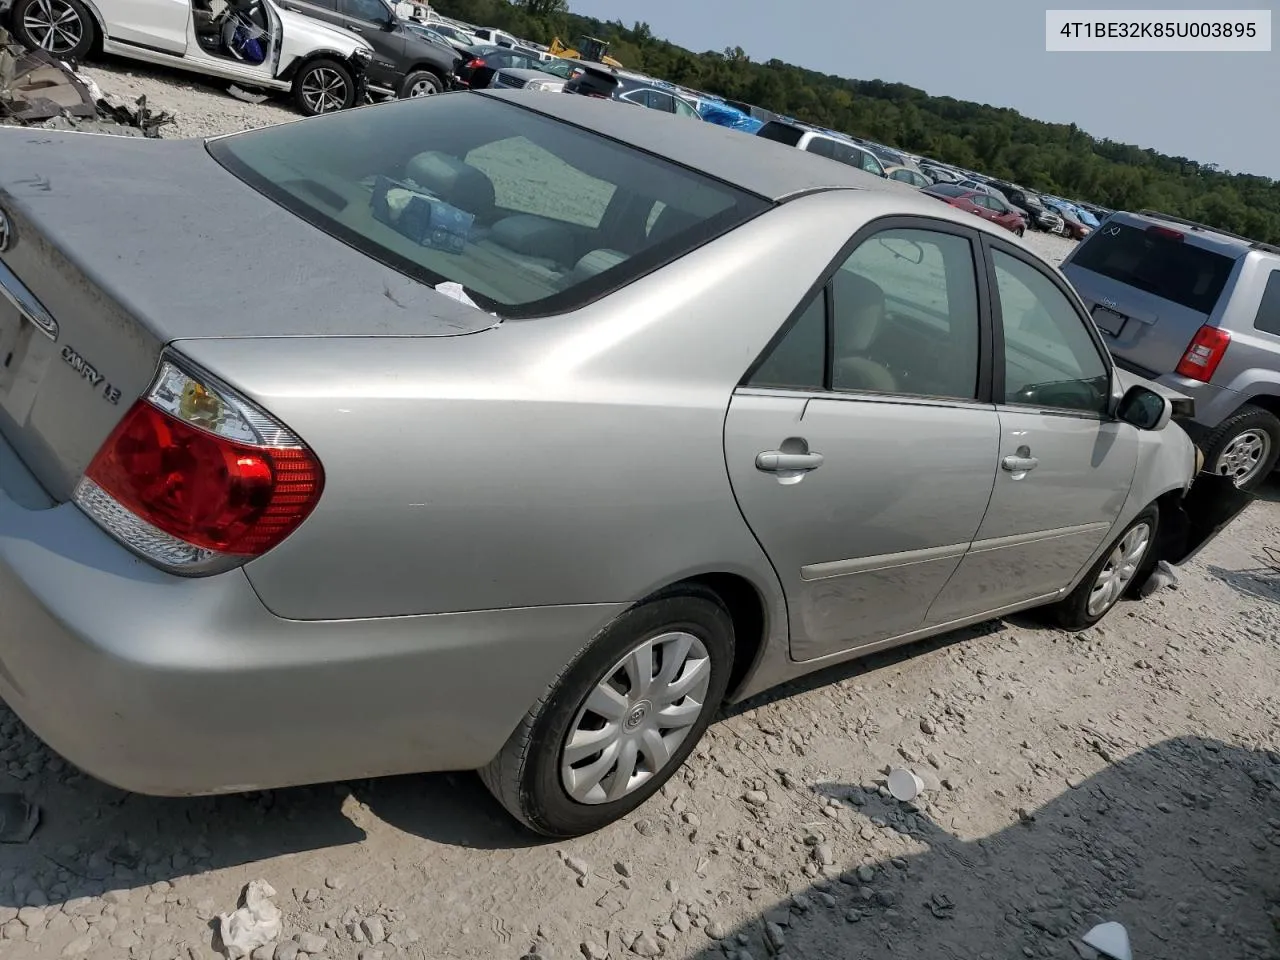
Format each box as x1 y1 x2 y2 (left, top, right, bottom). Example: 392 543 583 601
478 89 913 200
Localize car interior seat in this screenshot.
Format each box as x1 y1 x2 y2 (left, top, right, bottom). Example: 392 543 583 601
831 270 897 394
403 151 497 226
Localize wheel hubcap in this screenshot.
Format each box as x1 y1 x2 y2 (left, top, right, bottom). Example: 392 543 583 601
560 630 711 805
301 68 347 113
409 79 436 97
23 0 84 54
1213 429 1271 486
1087 521 1152 618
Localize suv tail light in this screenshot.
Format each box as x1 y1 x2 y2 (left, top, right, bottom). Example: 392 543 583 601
1147 225 1184 241
464 58 484 69
73 359 324 575
1175 325 1231 382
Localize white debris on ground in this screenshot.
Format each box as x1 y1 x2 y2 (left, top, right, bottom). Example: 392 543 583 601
0 62 1276 960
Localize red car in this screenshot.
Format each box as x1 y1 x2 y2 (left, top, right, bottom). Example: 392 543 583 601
922 183 1027 236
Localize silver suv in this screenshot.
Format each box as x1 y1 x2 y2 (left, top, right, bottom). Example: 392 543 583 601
1062 210 1280 490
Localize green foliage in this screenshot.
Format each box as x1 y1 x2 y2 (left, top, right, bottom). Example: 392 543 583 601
433 0 1280 243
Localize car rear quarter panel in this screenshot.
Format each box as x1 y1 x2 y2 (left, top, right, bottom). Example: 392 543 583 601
177 192 926 631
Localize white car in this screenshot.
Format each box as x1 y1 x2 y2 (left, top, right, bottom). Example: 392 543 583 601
5 0 374 116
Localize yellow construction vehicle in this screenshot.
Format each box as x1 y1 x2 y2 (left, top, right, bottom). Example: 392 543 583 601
549 35 623 68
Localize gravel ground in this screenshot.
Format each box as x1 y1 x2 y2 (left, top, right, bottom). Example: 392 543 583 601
2 63 1277 960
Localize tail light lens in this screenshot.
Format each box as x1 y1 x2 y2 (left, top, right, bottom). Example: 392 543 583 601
465 58 484 69
73 359 324 575
1174 325 1231 382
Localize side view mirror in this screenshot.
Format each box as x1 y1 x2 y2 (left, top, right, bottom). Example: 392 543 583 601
381 15 397 29
1115 384 1172 431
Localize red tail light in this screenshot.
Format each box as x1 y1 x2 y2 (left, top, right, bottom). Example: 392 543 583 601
74 359 323 574
465 58 484 69
1174 325 1231 382
1147 225 1184 241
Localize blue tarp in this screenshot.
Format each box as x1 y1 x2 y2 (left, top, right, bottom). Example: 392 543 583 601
696 101 763 133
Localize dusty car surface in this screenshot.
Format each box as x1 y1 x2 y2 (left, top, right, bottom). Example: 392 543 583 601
0 91 1249 837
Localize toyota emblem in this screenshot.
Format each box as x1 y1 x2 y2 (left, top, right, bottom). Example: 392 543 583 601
0 209 10 253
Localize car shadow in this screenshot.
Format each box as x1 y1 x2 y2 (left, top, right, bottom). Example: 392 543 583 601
681 736 1280 960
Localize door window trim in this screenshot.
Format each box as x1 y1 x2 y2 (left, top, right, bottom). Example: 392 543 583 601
739 214 996 407
980 234 1117 421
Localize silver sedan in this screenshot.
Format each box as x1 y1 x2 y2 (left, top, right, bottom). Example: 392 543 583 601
0 91 1249 837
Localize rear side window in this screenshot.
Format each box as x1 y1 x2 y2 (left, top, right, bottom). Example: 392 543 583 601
757 122 805 147
207 94 768 317
1070 223 1236 315
1255 270 1280 336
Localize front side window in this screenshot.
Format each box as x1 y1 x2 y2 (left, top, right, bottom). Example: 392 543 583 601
861 152 884 175
748 228 982 401
342 0 387 22
994 249 1110 414
207 94 767 316
674 98 699 118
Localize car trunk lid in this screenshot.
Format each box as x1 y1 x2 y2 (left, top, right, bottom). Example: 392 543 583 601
0 131 498 502
1062 219 1242 375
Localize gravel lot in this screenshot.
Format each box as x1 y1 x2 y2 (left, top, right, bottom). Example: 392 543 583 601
3 62 1278 960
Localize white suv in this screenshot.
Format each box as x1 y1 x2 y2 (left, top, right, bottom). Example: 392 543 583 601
4 0 374 116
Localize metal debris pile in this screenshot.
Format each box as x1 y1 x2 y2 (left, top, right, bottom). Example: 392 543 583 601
0 28 174 136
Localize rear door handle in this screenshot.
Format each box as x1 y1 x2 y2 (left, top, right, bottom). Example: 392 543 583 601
756 451 824 473
1002 455 1039 473
347 23 363 32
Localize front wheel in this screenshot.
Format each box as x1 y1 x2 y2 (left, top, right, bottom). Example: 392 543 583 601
1016 226 1026 237
1203 404 1280 491
292 58 356 116
11 0 96 61
399 70 441 98
480 588 734 837
1047 507 1158 631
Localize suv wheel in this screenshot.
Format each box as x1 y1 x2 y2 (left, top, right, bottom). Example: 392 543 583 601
293 58 356 116
399 70 441 98
11 0 96 61
1203 404 1280 491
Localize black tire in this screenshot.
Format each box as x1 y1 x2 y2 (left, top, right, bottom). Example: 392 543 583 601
1047 506 1159 631
10 0 96 61
1201 403 1280 492
399 70 441 98
1016 226 1026 237
292 58 356 116
480 587 734 838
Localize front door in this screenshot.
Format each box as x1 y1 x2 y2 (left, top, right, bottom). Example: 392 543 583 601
725 222 1000 661
338 0 403 87
927 241 1139 622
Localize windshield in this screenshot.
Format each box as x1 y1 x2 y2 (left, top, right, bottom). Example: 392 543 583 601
537 59 577 79
206 95 769 317
1070 222 1237 314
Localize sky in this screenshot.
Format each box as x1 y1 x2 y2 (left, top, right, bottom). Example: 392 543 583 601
568 0 1279 180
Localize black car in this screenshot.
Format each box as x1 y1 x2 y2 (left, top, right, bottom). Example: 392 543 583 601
454 44 546 89
285 0 460 98
987 180 1063 232
564 67 702 118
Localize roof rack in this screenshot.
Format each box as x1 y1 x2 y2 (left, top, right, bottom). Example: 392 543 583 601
1135 209 1259 244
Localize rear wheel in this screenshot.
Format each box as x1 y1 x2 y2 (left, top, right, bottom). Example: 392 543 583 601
399 70 441 98
11 0 96 61
480 588 734 837
1203 404 1280 491
1047 507 1158 630
1016 226 1026 237
292 58 355 116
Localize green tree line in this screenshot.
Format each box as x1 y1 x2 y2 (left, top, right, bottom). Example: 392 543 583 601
436 0 1280 244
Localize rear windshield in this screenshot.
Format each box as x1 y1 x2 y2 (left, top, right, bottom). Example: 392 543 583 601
1070 223 1236 314
206 95 768 317
756 121 805 147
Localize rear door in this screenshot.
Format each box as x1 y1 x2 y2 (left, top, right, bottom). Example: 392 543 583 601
106 0 190 54
338 0 404 87
928 239 1139 621
724 220 1000 661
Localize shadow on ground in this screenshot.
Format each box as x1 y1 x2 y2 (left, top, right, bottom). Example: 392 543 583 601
683 736 1280 960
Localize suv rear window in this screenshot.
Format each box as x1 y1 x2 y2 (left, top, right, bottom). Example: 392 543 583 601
1070 222 1236 314
207 95 768 317
756 121 805 147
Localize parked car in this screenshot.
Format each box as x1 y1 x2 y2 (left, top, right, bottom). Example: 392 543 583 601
997 185 1063 234
405 22 472 57
1 0 372 115
564 67 701 118
0 91 1246 839
453 43 545 89
919 161 962 184
414 20 475 48
922 183 1027 236
860 140 921 173
1046 201 1092 241
884 165 932 189
284 0 458 98
756 119 887 178
489 56 580 93
1062 210 1280 489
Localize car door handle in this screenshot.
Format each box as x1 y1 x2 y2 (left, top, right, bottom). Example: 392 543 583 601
1002 455 1039 473
756 451 824 473
347 23 363 32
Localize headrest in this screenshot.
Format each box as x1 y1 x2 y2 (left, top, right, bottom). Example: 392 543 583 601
404 151 495 218
833 270 886 352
